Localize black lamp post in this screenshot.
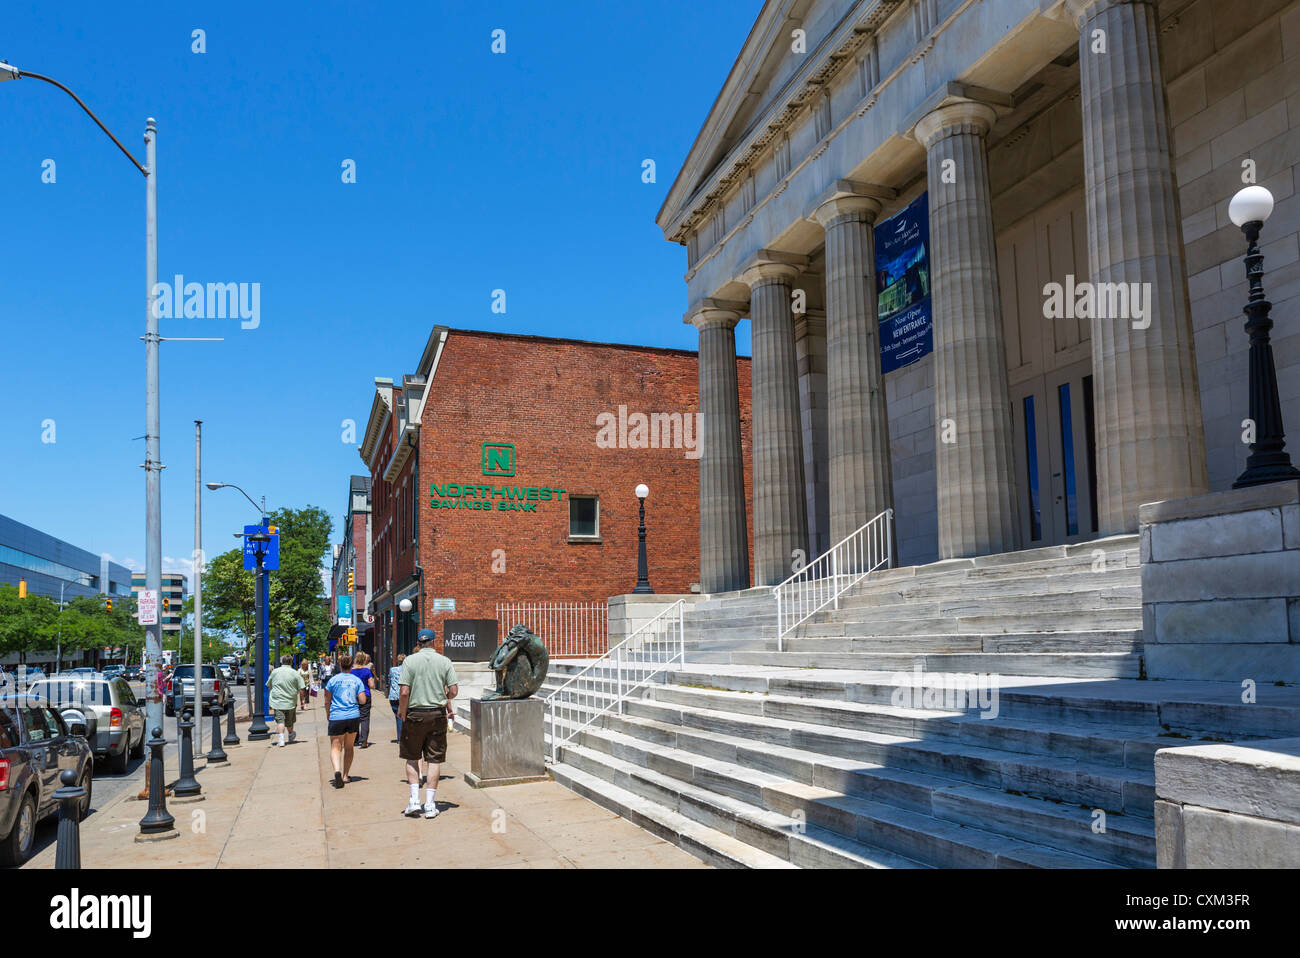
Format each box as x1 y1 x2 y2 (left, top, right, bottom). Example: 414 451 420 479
247 530 272 741
633 483 654 594
1229 185 1300 488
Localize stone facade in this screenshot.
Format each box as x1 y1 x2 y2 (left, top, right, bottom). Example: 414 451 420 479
1140 480 1300 683
659 0 1300 589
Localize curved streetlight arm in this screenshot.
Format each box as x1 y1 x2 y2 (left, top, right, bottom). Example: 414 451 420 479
5 67 147 177
209 482 266 520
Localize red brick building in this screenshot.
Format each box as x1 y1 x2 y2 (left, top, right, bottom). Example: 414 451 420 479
358 326 753 666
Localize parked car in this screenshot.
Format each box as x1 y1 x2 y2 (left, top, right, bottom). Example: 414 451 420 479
101 666 125 681
0 694 93 867
25 677 146 774
166 664 229 717
123 666 143 682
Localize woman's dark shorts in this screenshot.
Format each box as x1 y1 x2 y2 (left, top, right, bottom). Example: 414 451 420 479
328 717 360 737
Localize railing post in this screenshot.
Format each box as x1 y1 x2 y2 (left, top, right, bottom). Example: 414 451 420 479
832 549 840 610
678 600 685 664
616 646 623 715
775 589 783 653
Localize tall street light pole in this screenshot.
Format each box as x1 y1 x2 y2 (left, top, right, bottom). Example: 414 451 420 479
247 531 272 741
0 61 164 737
208 480 271 725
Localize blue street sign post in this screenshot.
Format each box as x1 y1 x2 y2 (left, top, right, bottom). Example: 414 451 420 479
243 522 278 722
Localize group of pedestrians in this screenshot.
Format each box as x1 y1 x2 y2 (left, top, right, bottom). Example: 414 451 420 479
265 629 458 821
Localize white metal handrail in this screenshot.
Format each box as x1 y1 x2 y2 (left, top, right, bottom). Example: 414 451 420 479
544 599 685 763
773 509 893 649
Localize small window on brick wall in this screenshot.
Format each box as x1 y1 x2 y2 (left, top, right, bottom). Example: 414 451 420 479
569 496 599 539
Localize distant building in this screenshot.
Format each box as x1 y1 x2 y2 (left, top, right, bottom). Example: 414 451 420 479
329 476 372 659
131 572 188 638
0 513 132 602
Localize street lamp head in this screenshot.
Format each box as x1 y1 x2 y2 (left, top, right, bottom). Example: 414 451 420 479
635 483 649 500
0 62 19 81
398 598 413 613
1230 186 1274 228
205 482 225 491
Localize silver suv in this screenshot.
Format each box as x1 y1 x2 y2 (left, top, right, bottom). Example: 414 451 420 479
25 676 146 774
167 664 230 717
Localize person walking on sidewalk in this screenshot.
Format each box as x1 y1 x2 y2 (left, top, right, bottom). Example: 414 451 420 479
388 654 406 743
298 658 313 710
324 653 368 789
352 651 377 748
398 629 458 819
266 655 305 747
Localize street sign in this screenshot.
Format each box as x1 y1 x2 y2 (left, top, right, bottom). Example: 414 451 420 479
337 617 350 627
242 522 280 571
138 590 158 626
432 598 456 612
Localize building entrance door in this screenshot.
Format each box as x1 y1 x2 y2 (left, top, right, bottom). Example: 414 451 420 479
1011 359 1098 546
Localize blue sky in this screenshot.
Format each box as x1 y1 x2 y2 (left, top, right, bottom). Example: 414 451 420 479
0 0 757 580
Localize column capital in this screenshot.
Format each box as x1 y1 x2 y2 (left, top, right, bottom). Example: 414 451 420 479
1062 0 1151 27
811 179 895 229
685 297 746 330
740 249 808 288
913 100 998 148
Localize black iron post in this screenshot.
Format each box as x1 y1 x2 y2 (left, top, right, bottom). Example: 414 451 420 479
54 768 84 869
633 491 654 594
206 702 228 763
173 708 202 797
137 726 175 836
223 696 240 746
1233 218 1300 488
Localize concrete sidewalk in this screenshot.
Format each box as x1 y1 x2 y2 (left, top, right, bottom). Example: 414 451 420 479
28 691 706 869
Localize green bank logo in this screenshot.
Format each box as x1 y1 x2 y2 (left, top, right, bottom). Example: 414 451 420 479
482 442 515 477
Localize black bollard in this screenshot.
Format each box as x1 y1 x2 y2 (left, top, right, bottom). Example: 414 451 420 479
54 768 85 869
137 727 175 836
206 703 228 764
172 709 202 798
223 697 241 746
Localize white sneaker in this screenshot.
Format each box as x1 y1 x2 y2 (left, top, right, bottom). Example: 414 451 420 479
403 801 422 817
423 803 440 819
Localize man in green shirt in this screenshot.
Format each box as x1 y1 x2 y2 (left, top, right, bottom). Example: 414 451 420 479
266 654 306 747
398 628 459 818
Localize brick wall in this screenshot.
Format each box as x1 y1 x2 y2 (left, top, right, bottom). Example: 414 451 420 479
412 330 754 645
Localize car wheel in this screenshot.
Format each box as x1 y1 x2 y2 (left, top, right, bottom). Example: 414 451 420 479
110 742 128 775
129 727 145 759
77 769 93 821
0 791 37 868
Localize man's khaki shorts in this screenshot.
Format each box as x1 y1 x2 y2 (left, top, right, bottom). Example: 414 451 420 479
274 708 296 728
399 708 447 763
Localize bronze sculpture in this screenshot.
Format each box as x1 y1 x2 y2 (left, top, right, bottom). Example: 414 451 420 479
482 625 550 700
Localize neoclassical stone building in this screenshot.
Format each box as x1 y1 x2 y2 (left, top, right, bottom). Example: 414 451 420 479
660 0 1300 592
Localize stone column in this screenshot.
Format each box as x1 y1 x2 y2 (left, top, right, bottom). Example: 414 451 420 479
688 304 750 593
915 101 1020 559
742 261 809 585
1067 0 1208 534
795 310 830 558
812 196 895 546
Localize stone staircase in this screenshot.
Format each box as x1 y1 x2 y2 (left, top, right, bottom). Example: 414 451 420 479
455 535 1300 868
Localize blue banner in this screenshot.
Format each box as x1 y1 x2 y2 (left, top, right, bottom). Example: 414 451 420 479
875 192 932 374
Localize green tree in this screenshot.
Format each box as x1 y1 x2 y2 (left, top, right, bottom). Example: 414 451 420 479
0 585 59 664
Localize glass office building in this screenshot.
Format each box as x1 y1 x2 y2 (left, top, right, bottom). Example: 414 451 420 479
0 513 133 602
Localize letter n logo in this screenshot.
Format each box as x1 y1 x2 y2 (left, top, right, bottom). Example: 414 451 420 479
482 442 515 477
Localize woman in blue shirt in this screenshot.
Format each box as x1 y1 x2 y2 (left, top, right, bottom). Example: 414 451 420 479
324 654 367 788
388 654 406 742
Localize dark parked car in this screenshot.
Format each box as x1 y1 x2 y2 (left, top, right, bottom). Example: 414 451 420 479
123 666 143 682
27 677 145 774
0 695 93 867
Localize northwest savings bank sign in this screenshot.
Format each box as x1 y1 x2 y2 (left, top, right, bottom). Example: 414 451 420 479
429 442 564 514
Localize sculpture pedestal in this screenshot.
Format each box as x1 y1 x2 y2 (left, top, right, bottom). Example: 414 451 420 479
465 697 548 788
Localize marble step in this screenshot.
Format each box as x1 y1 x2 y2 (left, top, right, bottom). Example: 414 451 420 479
621 694 1155 817
546 760 798 869
559 736 1118 868
571 717 1150 867
556 743 928 868
690 650 1143 678
840 571 1142 606
824 589 1142 621
797 609 1142 636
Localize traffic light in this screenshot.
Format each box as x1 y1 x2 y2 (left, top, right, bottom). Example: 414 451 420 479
162 596 170 612
106 598 113 613
347 626 358 644
347 571 354 593
17 579 27 599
